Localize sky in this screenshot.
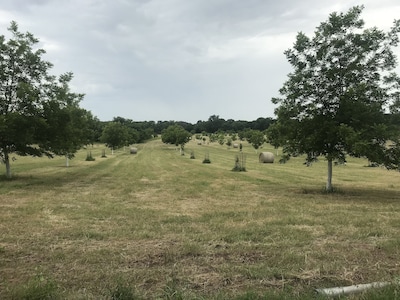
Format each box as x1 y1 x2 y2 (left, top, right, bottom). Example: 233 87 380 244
1 1 400 123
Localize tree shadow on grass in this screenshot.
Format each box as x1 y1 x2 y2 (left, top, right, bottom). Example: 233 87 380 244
298 186 400 204
0 166 99 191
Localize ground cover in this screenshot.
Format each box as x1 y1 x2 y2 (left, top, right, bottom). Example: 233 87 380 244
1 139 399 299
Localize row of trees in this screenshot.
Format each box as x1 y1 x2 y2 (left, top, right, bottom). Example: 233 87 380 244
160 125 269 153
3 7 400 192
192 115 274 133
95 117 273 152
0 21 272 179
91 115 275 142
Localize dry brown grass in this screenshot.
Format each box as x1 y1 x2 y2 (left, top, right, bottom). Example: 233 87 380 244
0 140 399 299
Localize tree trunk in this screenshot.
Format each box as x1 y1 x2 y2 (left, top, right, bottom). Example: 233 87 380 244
4 151 12 179
326 159 333 192
65 155 69 167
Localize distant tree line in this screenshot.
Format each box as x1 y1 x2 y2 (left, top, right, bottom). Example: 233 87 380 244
3 6 400 194
92 115 275 144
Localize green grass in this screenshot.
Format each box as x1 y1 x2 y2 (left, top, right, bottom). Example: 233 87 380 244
1 139 400 299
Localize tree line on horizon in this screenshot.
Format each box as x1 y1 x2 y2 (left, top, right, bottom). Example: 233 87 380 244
96 114 274 139
2 6 400 190
0 21 274 179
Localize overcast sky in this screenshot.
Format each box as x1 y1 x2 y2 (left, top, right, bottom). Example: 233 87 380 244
1 1 400 123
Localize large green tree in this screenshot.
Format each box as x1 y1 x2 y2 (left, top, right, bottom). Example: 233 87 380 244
0 21 91 178
246 130 265 152
100 122 137 153
161 124 191 154
268 6 400 191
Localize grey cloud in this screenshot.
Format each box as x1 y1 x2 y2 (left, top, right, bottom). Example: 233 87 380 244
1 1 399 122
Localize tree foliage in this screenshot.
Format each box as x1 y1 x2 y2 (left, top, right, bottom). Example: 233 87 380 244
113 116 153 143
161 125 191 151
40 73 94 158
246 130 265 151
100 122 137 150
268 6 400 191
0 21 91 178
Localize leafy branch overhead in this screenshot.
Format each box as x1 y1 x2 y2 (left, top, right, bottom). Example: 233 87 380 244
267 6 400 191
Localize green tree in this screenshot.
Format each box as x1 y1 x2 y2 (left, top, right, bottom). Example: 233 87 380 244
0 21 91 178
269 6 400 191
40 73 94 167
100 122 135 153
247 130 265 152
266 122 285 155
161 125 191 154
226 137 233 148
238 129 251 141
218 133 225 146
205 115 224 133
209 133 217 143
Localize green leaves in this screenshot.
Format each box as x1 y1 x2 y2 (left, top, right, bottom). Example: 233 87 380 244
246 130 265 150
100 122 136 150
161 125 191 149
0 21 90 177
272 6 400 188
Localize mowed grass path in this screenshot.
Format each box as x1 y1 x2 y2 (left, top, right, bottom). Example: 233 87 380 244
1 138 400 299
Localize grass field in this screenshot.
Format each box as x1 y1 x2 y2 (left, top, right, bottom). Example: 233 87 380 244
1 137 400 299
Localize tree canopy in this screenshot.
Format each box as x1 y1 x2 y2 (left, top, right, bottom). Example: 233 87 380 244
0 21 92 178
161 125 191 152
246 130 265 151
100 122 137 150
268 6 400 191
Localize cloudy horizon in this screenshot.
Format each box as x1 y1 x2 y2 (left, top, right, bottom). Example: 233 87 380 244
1 1 400 123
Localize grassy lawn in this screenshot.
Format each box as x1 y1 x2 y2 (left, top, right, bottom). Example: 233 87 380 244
1 138 400 299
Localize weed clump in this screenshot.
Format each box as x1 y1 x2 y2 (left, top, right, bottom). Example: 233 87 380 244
12 273 60 300
110 279 141 300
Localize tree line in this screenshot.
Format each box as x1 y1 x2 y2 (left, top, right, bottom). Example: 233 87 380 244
0 21 274 178
2 6 400 191
87 115 274 157
103 115 274 137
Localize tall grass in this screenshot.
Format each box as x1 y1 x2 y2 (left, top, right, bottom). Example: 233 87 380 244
0 139 399 299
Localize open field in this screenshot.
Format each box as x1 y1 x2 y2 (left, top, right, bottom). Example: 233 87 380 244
1 138 400 299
